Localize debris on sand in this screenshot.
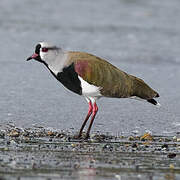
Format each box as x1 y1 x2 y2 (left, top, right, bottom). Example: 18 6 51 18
140 132 153 141
0 124 179 179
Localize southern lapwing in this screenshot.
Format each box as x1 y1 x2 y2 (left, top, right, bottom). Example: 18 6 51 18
27 42 160 139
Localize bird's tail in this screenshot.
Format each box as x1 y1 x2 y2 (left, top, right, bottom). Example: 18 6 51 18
147 98 161 107
131 76 160 106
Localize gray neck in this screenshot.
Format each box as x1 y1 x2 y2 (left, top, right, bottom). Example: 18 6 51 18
46 50 68 75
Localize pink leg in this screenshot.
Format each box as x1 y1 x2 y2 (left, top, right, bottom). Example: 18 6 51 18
85 102 98 139
78 101 93 138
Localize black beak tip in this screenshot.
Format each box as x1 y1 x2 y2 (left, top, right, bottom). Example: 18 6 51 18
26 56 32 61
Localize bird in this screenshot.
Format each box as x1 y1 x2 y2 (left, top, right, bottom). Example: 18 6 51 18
27 42 160 139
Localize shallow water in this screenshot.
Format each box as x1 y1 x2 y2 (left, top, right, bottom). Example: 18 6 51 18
0 0 180 179
0 127 179 180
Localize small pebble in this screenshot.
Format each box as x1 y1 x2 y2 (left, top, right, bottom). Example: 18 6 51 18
47 131 55 136
71 143 77 147
8 130 20 137
128 136 135 141
49 138 53 142
140 133 153 141
161 144 168 150
168 153 176 158
172 136 177 141
132 143 138 148
102 144 113 151
169 164 175 169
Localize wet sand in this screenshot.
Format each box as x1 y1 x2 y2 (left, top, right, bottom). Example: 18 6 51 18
0 125 179 179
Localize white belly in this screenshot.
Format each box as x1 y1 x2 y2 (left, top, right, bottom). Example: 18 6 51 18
78 76 102 97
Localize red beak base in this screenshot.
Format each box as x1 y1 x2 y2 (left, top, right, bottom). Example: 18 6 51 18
27 53 38 61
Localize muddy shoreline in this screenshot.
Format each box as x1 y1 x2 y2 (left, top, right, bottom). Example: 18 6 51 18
0 125 179 180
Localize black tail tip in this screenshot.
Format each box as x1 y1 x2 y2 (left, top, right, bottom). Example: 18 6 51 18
147 99 158 105
155 93 160 97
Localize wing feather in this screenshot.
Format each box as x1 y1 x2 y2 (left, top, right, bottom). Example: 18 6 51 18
67 52 134 98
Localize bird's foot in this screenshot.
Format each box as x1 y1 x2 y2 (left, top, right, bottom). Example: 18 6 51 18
84 134 90 140
73 134 82 139
73 132 85 139
73 132 90 140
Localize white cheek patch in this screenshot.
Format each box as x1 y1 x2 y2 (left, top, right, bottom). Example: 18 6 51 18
39 51 45 61
78 76 102 97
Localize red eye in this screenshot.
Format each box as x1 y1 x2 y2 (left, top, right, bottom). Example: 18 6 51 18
42 48 48 52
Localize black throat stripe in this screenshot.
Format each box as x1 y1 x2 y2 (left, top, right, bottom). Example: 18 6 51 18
49 63 82 95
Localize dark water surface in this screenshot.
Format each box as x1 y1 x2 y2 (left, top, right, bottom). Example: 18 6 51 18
0 0 180 179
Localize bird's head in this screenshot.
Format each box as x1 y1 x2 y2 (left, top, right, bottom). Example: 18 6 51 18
27 42 61 66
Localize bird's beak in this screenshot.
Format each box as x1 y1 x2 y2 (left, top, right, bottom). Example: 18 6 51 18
26 53 38 61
